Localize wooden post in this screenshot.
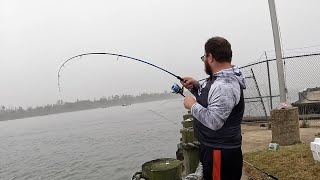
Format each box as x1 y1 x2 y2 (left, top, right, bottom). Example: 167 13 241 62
180 111 200 176
181 143 199 175
142 158 182 180
180 127 197 143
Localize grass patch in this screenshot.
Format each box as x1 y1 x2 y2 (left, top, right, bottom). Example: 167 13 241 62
244 143 320 180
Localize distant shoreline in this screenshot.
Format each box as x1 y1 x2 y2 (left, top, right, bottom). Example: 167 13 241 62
0 95 184 122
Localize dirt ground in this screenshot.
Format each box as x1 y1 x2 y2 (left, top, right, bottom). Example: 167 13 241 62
240 123 320 180
241 123 320 153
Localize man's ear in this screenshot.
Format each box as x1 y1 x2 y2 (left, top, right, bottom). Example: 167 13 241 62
207 53 214 63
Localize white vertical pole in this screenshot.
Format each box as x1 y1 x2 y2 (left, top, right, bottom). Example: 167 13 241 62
268 0 287 103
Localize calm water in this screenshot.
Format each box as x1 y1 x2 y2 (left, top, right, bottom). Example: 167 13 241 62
0 100 186 180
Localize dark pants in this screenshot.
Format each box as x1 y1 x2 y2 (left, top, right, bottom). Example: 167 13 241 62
200 145 243 180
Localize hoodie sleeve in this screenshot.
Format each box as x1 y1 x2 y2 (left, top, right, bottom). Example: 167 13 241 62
191 81 240 131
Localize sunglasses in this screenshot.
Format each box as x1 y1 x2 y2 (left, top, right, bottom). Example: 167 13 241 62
201 55 206 62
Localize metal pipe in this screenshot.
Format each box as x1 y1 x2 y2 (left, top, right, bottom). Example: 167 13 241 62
268 0 286 103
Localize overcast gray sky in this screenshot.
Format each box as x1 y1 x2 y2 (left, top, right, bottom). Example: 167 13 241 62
1 0 320 108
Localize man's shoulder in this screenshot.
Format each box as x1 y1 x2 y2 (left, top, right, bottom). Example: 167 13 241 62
210 77 240 94
212 76 236 87
209 81 231 96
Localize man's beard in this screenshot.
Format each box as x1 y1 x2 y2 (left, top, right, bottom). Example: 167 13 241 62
204 60 212 75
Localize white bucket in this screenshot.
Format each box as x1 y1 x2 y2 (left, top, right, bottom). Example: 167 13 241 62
310 138 320 162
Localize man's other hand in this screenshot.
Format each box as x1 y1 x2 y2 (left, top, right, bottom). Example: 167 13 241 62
184 96 197 110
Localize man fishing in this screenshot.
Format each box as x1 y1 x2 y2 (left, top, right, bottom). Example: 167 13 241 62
181 36 246 180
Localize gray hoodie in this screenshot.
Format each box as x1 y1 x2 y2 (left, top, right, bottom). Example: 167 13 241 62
191 65 246 134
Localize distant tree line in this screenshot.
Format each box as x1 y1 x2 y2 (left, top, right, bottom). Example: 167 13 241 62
0 91 181 121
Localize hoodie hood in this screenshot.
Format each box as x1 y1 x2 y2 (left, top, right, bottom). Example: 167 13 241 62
213 65 246 89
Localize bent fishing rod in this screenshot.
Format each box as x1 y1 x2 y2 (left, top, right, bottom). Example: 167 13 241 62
57 52 187 97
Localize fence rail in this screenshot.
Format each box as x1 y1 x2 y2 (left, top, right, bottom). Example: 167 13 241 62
240 53 320 126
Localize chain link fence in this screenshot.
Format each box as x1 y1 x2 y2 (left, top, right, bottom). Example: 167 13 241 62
240 53 320 127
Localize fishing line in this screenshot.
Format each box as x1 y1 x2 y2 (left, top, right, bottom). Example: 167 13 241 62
160 99 184 105
243 160 278 180
148 109 180 127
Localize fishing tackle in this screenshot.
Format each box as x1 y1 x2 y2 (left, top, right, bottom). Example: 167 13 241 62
58 52 185 92
171 83 185 97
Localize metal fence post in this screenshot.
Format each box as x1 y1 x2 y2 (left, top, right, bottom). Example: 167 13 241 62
251 68 268 122
265 52 273 110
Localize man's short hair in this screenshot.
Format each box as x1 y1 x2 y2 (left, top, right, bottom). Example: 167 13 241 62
205 37 232 63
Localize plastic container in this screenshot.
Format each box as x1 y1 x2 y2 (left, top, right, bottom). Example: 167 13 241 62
310 138 320 162
268 143 280 151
